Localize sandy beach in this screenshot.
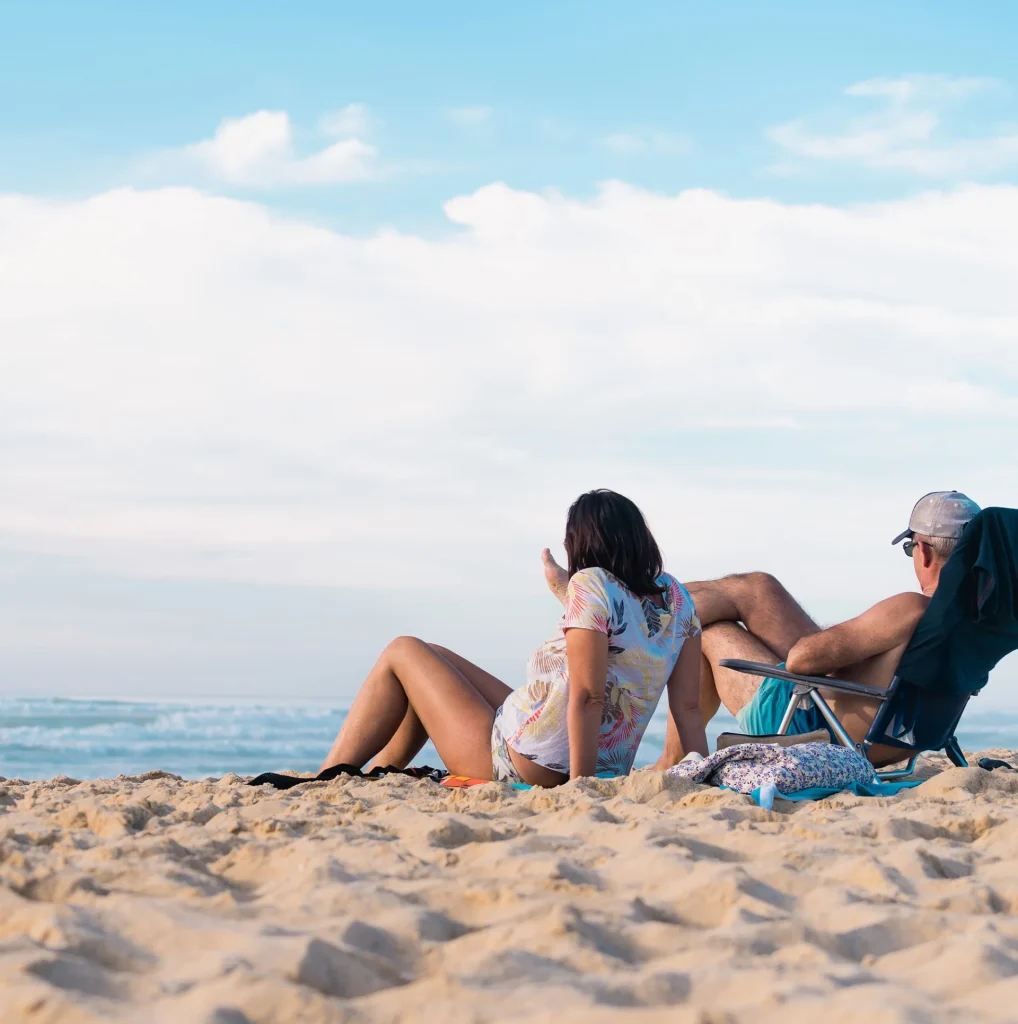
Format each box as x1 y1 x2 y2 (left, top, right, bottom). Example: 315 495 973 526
3 755 1018 1024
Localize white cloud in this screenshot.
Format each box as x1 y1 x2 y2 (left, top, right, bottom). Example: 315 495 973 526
600 129 689 154
845 75 994 104
318 103 372 138
769 74 1018 176
184 109 377 186
447 105 493 128
0 181 1016 614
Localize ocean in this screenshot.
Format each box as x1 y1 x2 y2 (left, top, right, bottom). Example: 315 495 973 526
1 695 1016 781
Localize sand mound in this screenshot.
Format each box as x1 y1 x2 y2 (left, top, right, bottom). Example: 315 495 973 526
2 751 1018 1022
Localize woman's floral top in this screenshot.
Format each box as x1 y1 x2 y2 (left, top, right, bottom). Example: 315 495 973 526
497 568 700 776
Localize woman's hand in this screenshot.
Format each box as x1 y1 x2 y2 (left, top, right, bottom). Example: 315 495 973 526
565 627 608 779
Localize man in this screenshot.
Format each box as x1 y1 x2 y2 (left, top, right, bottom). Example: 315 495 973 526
654 490 982 768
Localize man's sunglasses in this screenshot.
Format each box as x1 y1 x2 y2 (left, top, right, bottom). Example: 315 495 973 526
902 538 922 557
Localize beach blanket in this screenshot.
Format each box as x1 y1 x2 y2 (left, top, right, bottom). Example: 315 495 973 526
746 776 924 808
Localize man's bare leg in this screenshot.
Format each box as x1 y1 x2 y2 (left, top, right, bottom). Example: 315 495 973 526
654 651 722 768
683 572 819 723
686 572 820 659
656 574 820 767
699 621 784 716
542 549 569 604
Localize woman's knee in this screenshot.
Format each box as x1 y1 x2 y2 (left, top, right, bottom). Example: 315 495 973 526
383 635 429 664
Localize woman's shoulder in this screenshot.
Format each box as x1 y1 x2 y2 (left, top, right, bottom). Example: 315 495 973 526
572 567 677 597
654 572 689 605
567 566 614 595
569 568 693 611
662 575 700 628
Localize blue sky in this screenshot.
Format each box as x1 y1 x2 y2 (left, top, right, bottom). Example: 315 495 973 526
0 1 1016 705
4 0 1018 224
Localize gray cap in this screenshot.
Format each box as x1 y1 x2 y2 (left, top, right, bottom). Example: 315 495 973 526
891 490 981 545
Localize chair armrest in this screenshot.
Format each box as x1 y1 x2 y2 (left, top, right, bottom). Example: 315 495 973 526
718 659 890 700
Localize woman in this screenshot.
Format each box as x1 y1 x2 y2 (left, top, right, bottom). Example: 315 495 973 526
319 489 705 786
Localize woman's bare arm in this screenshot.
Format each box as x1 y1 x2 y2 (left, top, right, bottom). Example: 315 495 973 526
565 627 609 779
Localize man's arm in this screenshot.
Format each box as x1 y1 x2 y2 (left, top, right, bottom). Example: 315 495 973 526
785 592 929 677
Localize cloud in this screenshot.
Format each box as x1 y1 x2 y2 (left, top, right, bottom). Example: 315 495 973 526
600 129 689 154
447 105 493 128
769 74 1018 176
0 181 1016 615
318 103 373 138
183 109 377 186
845 75 994 104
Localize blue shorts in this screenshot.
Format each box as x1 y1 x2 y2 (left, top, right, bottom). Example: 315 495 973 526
735 665 830 738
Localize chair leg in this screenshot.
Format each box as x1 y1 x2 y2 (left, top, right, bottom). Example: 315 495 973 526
944 736 968 768
877 754 918 780
809 690 862 752
775 691 803 735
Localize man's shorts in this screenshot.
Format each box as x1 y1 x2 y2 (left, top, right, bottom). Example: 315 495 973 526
735 664 830 738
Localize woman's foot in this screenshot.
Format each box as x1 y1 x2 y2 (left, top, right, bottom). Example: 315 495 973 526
542 548 570 604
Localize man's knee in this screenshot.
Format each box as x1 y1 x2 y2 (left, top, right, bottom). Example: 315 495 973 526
732 571 785 599
701 620 747 652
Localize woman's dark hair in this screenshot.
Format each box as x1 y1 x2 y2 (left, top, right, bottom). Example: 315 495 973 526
564 489 665 595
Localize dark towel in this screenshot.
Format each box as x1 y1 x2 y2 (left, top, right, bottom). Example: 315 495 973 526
972 508 1018 622
895 507 1018 696
248 763 447 790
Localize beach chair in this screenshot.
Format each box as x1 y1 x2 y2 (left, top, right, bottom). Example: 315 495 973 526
719 507 1018 780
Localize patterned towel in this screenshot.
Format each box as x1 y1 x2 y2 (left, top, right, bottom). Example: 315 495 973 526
666 742 876 795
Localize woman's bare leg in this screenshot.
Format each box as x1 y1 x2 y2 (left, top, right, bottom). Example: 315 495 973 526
427 645 513 708
367 706 429 771
367 645 512 770
320 637 510 779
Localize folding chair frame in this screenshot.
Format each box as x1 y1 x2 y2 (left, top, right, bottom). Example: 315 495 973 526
718 659 970 780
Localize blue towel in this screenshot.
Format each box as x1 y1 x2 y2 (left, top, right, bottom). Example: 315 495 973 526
744 777 924 806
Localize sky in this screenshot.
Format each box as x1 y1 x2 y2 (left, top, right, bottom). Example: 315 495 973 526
1 1 1017 705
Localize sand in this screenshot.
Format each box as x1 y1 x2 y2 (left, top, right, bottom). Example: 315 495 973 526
3 754 1018 1024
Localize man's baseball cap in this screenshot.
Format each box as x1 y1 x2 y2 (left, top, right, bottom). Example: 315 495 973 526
891 491 981 546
